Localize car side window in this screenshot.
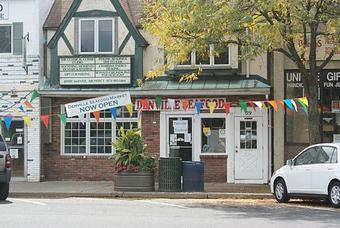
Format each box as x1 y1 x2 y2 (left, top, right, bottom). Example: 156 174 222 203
318 146 337 164
294 147 318 166
0 135 7 151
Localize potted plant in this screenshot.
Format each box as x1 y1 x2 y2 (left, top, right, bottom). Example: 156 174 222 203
111 127 156 192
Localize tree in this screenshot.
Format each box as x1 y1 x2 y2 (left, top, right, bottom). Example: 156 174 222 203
142 0 340 144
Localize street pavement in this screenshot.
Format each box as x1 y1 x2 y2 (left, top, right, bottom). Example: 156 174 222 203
0 198 339 228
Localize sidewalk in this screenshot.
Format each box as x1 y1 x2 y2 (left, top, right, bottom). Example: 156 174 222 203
9 181 272 199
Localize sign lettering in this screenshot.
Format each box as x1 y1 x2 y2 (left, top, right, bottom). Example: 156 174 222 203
0 0 8 20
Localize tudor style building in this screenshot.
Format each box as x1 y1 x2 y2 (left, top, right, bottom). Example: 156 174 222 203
41 0 273 183
0 0 53 182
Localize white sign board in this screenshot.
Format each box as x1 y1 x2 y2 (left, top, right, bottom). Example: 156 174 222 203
0 0 8 20
173 120 188 134
9 149 18 159
59 56 131 85
65 92 131 117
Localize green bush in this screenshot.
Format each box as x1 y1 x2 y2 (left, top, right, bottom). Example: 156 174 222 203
111 128 155 173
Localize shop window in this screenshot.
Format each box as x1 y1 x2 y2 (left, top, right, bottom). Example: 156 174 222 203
0 25 12 54
239 121 257 149
180 44 230 66
62 106 138 155
79 19 114 54
201 118 226 153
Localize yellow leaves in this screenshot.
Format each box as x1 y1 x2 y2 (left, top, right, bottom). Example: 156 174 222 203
179 73 198 83
146 65 168 80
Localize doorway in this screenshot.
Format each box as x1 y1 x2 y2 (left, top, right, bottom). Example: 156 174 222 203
1 120 25 177
234 116 263 181
167 116 193 161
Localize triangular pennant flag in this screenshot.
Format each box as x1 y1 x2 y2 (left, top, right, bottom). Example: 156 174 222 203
254 101 263 110
41 115 49 128
248 101 257 111
278 100 286 113
239 101 248 113
284 99 295 111
23 115 31 127
182 99 189 111
24 100 33 109
299 97 309 107
208 102 216 114
78 113 86 125
156 96 162 109
168 99 175 110
195 100 202 114
268 100 278 112
30 90 40 102
19 105 25 113
262 101 268 111
58 114 67 126
126 103 133 117
14 109 22 117
291 100 298 112
110 108 117 119
93 111 100 122
225 102 231 115
3 115 12 130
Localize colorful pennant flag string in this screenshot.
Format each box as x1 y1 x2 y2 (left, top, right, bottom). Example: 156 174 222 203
181 99 189 111
4 115 13 130
156 96 162 109
225 102 230 115
168 99 175 110
268 100 278 112
208 101 216 114
195 100 202 114
93 111 100 122
30 90 40 103
126 103 133 117
23 115 31 127
24 100 33 109
58 114 67 126
239 101 248 113
110 108 117 119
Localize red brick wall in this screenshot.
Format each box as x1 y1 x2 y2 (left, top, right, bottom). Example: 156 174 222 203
141 111 160 158
42 97 114 181
200 155 227 182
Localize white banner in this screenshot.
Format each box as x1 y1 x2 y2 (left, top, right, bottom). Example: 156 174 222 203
65 92 131 117
0 0 9 20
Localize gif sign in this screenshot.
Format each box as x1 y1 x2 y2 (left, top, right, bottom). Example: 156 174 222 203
0 0 8 20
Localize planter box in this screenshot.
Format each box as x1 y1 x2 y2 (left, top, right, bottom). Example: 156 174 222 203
114 171 155 192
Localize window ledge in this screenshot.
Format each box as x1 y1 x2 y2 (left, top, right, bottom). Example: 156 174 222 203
173 65 232 70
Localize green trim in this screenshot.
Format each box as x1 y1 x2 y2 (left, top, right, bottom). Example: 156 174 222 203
74 10 119 17
119 33 132 54
110 0 148 47
134 44 143 85
48 0 82 48
61 33 74 55
50 46 59 85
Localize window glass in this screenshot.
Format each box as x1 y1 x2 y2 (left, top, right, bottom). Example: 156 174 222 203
294 147 318 165
316 146 337 164
214 48 229 65
98 20 113 52
62 109 138 155
0 26 11 53
80 20 95 52
201 118 226 153
239 121 257 149
0 135 7 151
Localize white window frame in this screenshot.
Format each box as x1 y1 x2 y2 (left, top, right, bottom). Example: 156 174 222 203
79 18 115 54
198 113 227 155
61 107 138 156
177 44 231 68
0 24 13 55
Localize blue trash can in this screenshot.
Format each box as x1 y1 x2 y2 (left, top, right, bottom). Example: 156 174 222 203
182 161 204 192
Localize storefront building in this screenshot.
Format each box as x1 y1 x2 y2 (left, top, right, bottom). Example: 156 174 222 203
41 0 272 183
0 0 53 181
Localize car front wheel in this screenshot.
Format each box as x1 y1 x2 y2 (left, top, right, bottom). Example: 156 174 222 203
274 179 290 203
0 183 9 201
329 181 340 208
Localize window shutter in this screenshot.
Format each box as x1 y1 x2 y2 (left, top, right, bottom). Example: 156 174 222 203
13 22 23 55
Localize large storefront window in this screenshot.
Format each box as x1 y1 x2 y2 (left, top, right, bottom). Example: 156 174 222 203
62 108 138 155
201 118 226 153
285 70 340 143
0 25 12 54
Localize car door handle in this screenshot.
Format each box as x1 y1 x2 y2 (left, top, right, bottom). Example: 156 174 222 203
305 168 311 171
328 168 334 171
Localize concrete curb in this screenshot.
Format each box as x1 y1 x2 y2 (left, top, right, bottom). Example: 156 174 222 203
9 192 274 199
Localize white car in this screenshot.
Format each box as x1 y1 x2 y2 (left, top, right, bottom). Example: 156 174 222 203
270 143 340 207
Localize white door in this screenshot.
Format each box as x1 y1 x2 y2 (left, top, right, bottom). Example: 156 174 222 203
234 117 263 180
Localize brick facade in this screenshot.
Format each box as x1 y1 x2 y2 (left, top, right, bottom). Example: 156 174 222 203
200 155 227 182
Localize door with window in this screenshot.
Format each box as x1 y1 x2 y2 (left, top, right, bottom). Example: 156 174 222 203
168 117 193 161
235 117 263 180
1 120 25 177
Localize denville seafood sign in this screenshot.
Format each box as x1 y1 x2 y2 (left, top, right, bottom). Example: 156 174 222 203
65 92 131 117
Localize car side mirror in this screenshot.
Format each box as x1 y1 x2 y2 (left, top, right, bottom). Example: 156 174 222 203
286 159 293 167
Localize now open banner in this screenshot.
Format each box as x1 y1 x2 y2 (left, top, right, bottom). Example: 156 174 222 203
65 92 131 117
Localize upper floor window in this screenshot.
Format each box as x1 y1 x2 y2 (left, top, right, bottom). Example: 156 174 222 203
79 18 114 54
0 25 11 54
180 44 230 66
